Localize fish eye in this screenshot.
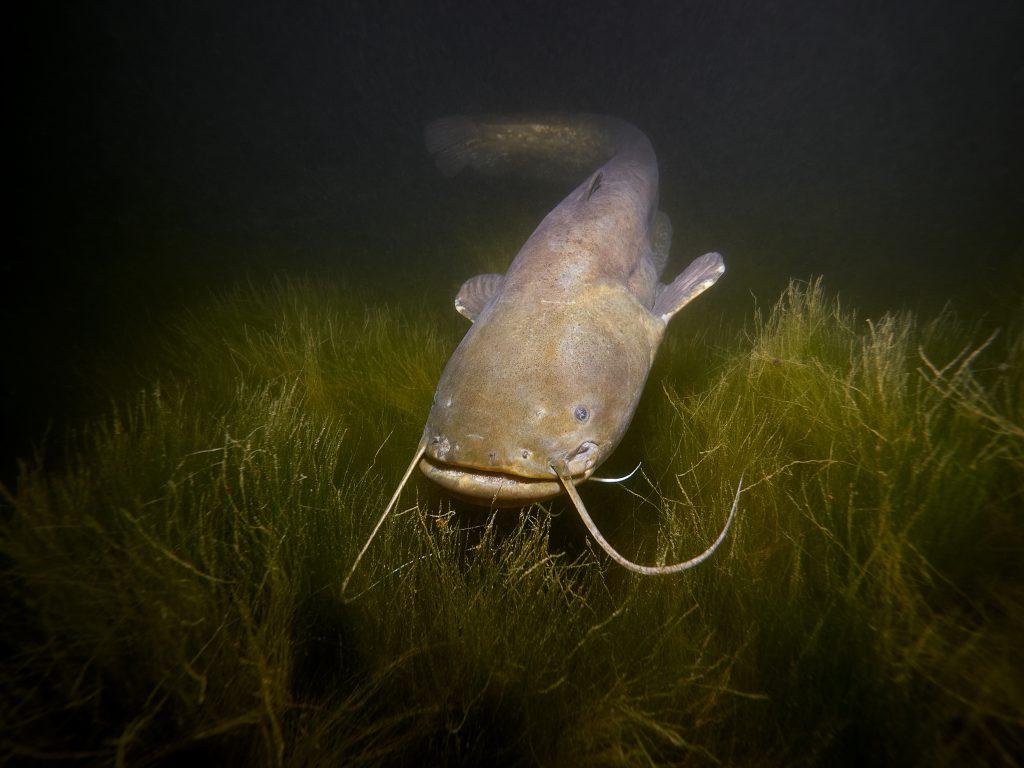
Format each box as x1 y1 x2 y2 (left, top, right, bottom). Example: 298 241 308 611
573 405 590 423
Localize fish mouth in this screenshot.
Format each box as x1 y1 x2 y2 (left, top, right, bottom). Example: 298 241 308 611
419 456 591 507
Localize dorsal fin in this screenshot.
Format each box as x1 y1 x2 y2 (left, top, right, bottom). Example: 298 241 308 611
454 273 504 322
650 211 672 277
580 171 604 201
653 252 725 322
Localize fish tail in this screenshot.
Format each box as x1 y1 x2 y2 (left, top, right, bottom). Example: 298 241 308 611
424 114 646 181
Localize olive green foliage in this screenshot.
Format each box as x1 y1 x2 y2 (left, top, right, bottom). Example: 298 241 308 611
2 279 1021 766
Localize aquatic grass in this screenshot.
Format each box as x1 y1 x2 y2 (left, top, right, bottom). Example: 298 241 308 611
153 278 456 452
1 277 1021 765
639 280 1023 763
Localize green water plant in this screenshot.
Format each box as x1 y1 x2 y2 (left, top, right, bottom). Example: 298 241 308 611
1 279 1020 766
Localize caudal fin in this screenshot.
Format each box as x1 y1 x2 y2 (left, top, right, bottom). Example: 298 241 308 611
424 114 643 182
424 116 482 177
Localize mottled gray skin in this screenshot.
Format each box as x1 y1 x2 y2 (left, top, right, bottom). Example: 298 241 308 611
420 119 671 504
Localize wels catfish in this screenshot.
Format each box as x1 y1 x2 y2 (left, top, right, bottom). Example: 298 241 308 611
342 114 741 592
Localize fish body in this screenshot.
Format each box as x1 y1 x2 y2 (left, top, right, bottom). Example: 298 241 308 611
340 116 736 590
419 115 724 504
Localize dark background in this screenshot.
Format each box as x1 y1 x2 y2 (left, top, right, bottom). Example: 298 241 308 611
7 0 1023 473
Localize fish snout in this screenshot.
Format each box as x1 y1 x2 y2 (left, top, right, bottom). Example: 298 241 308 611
426 431 557 478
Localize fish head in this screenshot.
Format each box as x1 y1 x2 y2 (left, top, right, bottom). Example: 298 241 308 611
420 287 659 504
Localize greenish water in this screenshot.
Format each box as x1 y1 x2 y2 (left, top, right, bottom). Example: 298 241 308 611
7 3 1023 764
2 267 1021 765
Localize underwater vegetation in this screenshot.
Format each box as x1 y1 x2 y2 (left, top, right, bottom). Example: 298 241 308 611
1 278 1021 766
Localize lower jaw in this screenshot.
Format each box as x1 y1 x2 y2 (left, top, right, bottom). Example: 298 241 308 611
419 458 588 507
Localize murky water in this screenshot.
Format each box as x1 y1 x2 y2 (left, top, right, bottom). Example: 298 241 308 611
4 2 1021 764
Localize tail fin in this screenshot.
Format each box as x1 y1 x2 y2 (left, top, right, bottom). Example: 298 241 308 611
424 114 644 182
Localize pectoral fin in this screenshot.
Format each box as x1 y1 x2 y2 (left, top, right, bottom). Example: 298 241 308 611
652 252 725 322
650 211 672 277
454 273 504 321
